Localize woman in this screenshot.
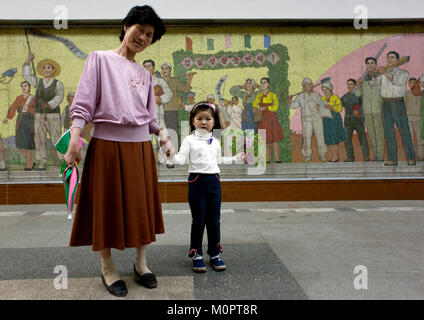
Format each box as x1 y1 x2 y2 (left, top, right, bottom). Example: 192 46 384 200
65 5 169 297
3 81 35 170
321 81 345 162
230 78 260 132
253 77 283 163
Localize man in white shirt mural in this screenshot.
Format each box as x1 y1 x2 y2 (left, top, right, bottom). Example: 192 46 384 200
377 51 415 166
289 78 327 162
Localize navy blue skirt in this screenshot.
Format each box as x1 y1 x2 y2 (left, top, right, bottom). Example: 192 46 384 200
323 111 345 145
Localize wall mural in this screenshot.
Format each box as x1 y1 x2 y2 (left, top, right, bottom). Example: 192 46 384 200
0 25 423 182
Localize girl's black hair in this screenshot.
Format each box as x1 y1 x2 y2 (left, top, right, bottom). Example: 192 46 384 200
119 5 166 44
189 102 221 133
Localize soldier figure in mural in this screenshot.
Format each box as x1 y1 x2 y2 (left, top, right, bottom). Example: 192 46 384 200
289 78 328 163
61 92 74 131
321 80 346 162
341 78 370 162
230 78 260 133
404 77 424 161
253 77 283 163
3 81 36 170
143 59 173 164
23 53 64 170
355 57 385 162
377 51 416 166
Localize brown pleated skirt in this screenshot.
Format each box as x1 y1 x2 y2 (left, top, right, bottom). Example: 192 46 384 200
69 138 164 251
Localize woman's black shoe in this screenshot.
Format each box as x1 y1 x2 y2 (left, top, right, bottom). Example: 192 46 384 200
133 264 158 289
101 274 128 297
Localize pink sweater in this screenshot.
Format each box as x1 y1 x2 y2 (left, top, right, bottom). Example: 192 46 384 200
70 50 159 142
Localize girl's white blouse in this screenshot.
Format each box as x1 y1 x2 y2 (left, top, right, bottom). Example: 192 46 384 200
172 130 236 174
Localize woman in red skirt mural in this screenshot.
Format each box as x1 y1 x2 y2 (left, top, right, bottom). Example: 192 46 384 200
253 77 284 163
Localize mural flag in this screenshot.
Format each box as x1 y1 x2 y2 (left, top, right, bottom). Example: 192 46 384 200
225 35 232 49
244 35 251 48
207 39 215 51
186 37 193 51
264 34 271 48
26 28 88 59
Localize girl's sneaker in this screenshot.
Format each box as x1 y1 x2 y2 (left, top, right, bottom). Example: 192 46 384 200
210 256 226 271
192 255 206 273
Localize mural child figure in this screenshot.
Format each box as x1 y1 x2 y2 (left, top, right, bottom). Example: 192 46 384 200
61 92 74 131
218 97 231 129
289 77 327 162
168 102 245 273
64 5 170 297
321 80 346 162
404 77 424 161
23 54 64 170
377 51 415 166
227 96 243 131
355 57 385 162
230 78 260 133
341 78 370 162
253 77 283 163
3 81 36 170
143 59 173 165
0 134 5 170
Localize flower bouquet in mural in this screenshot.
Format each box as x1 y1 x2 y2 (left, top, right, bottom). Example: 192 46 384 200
221 129 266 168
55 130 84 220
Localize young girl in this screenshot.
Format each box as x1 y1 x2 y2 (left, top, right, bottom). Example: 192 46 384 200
168 102 245 272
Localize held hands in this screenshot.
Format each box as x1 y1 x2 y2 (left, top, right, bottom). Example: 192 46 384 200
158 129 175 158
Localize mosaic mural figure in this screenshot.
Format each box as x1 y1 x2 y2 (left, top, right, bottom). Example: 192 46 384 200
289 78 327 162
23 53 64 170
143 59 173 165
378 51 415 166
341 78 370 162
253 77 283 163
3 81 35 170
61 92 74 131
355 57 385 162
230 78 260 133
404 77 424 160
321 80 346 162
0 133 5 171
161 62 195 144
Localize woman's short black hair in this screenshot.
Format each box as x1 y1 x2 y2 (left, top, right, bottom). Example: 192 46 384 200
119 5 166 44
189 102 221 133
